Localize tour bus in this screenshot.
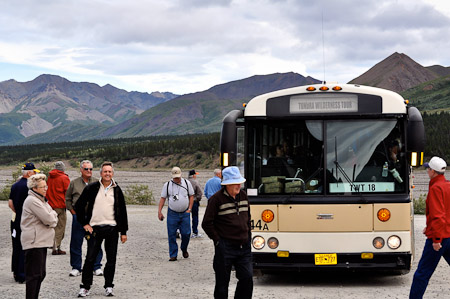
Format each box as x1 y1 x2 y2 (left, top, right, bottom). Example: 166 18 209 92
220 83 425 273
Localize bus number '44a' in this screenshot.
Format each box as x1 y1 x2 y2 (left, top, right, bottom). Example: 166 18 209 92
251 219 269 231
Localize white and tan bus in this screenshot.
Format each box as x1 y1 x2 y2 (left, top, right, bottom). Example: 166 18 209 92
220 83 425 273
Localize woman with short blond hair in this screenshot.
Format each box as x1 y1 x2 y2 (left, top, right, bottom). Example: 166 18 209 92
21 173 58 299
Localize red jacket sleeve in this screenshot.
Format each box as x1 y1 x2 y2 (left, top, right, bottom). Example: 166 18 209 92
426 185 447 243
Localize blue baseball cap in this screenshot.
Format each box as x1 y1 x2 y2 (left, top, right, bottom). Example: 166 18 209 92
221 166 246 185
22 162 40 173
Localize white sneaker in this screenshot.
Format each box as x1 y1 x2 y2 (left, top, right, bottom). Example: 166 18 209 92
105 287 114 296
78 288 90 297
93 268 103 276
69 269 81 277
192 233 203 238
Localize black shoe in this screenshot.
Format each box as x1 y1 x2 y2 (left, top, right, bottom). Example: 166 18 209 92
182 251 189 258
176 232 180 239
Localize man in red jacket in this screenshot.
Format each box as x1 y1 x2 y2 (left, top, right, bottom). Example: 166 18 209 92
47 161 70 255
410 156 450 298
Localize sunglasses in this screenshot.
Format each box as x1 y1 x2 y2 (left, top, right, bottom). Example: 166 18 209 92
83 168 93 171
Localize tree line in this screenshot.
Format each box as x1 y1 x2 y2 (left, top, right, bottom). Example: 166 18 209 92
0 133 220 166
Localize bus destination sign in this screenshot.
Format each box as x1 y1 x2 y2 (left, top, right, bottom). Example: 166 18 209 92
290 94 358 114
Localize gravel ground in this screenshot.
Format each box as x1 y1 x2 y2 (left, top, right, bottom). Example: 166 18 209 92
1 169 449 298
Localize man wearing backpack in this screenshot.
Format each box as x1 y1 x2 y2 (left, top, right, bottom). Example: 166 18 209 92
158 167 194 261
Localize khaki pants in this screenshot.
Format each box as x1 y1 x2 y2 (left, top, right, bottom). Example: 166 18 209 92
53 208 67 249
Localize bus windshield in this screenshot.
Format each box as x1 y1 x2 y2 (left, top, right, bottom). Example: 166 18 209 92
246 119 406 196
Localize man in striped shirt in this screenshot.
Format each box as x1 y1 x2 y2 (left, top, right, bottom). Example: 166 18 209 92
202 166 253 299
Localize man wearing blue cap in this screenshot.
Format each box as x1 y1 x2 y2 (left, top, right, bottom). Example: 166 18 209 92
8 162 40 283
410 156 450 298
202 166 253 299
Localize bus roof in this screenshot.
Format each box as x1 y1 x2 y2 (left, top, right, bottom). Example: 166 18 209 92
244 83 407 117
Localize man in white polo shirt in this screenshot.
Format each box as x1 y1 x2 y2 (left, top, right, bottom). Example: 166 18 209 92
75 162 128 297
158 166 194 261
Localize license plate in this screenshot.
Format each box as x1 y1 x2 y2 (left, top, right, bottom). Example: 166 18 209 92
314 253 337 265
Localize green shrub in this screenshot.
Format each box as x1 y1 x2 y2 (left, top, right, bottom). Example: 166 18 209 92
0 166 25 201
414 194 426 215
124 184 154 205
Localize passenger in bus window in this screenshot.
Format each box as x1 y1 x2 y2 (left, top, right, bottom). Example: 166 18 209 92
410 156 450 298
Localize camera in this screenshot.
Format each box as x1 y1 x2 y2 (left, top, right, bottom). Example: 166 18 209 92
173 195 178 200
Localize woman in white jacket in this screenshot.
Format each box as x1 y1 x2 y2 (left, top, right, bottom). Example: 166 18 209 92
21 173 58 299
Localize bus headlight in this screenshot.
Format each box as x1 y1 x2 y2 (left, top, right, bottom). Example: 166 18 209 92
387 235 401 249
252 236 265 250
267 237 279 249
373 237 385 249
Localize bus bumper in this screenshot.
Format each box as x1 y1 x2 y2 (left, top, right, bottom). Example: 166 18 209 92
253 252 411 272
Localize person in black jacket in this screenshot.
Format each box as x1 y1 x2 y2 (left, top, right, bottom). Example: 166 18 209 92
74 162 128 297
202 166 252 299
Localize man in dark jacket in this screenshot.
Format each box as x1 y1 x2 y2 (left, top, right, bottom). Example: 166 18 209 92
410 156 450 298
202 166 253 299
75 162 128 297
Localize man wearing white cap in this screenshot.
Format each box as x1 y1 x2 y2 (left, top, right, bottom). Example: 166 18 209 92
202 166 253 299
158 167 194 261
410 156 450 298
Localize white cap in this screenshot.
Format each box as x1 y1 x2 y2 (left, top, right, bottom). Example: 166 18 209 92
424 156 447 173
171 167 182 178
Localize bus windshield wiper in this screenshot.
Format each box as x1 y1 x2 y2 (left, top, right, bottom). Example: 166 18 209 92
334 137 358 190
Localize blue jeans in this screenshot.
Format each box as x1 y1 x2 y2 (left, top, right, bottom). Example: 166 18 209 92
213 239 253 299
410 238 450 298
191 201 200 234
167 209 191 258
70 214 103 271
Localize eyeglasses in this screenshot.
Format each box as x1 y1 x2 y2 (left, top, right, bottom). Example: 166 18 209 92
83 168 93 171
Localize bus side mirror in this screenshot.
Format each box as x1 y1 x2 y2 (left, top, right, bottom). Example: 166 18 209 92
406 107 425 166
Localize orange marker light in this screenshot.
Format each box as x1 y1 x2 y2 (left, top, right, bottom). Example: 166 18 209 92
332 86 342 91
377 208 391 222
319 86 329 91
306 86 316 91
261 209 274 223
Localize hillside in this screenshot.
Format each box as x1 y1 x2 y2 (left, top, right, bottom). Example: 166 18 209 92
0 75 177 144
349 52 438 92
401 75 450 112
20 72 320 143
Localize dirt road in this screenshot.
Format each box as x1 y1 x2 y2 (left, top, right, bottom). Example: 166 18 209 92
0 169 449 298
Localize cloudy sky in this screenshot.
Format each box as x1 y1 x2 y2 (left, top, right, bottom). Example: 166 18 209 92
1 0 449 95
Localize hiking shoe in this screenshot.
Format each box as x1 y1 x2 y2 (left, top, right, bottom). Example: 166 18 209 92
182 251 189 258
93 268 103 276
78 288 90 297
69 269 81 277
52 249 66 255
105 287 114 296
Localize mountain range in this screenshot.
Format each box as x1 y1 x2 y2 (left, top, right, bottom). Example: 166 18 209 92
1 52 449 145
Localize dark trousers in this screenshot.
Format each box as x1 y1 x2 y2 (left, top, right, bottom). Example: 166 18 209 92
70 214 103 271
410 238 450 298
213 239 253 299
81 226 119 290
24 248 47 299
191 201 200 234
11 221 25 282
